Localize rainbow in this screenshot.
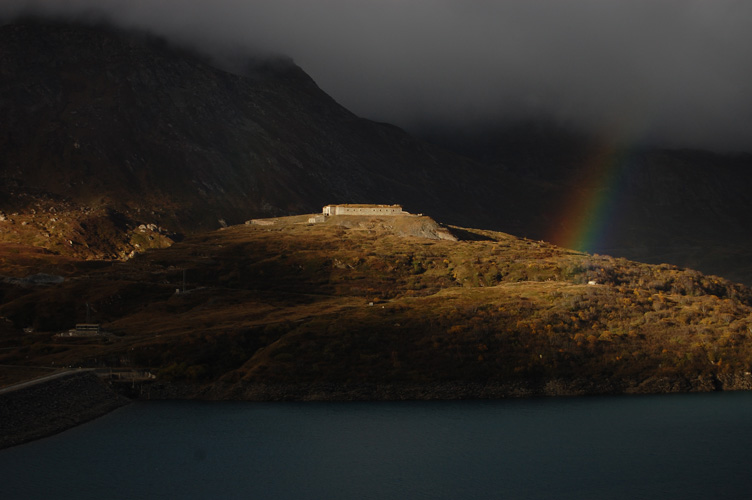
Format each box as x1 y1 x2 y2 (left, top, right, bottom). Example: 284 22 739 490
546 138 632 253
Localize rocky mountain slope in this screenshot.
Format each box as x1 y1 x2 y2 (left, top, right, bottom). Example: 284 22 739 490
0 19 541 259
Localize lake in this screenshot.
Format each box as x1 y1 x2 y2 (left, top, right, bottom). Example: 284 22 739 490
3 392 752 499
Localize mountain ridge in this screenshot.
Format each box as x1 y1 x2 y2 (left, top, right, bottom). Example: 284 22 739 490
1 18 752 286
0 20 526 232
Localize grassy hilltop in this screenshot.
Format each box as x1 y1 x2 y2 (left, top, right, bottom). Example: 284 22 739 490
2 214 752 398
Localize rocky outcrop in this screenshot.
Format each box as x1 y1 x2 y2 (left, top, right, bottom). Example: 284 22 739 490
0 372 129 449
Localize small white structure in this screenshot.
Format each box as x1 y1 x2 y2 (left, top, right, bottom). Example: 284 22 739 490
308 215 326 224
75 324 101 336
323 204 404 216
58 324 102 337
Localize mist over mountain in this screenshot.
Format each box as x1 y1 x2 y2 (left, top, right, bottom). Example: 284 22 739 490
0 20 543 244
2 0 751 152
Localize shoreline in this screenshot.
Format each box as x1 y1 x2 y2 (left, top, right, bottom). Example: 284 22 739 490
3 371 752 451
121 371 752 401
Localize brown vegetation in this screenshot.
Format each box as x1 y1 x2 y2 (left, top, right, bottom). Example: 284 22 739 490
2 214 752 396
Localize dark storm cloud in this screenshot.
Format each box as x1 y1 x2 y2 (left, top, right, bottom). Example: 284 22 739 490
3 0 752 151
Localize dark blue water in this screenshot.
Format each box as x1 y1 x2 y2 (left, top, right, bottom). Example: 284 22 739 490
3 392 752 499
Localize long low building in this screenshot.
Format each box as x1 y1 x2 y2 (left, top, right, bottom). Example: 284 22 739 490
323 204 404 216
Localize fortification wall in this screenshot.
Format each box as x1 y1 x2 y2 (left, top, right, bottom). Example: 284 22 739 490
324 204 403 216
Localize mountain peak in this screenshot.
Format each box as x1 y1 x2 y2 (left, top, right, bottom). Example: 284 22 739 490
1 19 493 259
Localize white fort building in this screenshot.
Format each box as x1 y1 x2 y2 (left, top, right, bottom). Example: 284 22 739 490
322 204 405 216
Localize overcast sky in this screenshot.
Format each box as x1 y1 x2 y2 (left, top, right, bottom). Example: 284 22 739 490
3 0 752 151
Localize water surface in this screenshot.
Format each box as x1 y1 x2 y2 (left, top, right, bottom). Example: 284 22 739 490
3 392 752 499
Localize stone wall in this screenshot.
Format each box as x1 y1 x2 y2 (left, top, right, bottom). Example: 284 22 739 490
0 371 129 449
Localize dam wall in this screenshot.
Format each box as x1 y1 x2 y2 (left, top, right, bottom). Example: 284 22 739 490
0 371 129 449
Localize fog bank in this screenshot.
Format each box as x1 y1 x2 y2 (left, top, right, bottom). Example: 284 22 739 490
2 0 751 151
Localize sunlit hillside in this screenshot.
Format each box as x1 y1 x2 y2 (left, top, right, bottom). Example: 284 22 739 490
2 214 751 398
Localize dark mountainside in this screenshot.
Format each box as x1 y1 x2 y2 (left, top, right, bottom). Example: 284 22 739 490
1 18 751 286
0 20 546 259
416 122 752 285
